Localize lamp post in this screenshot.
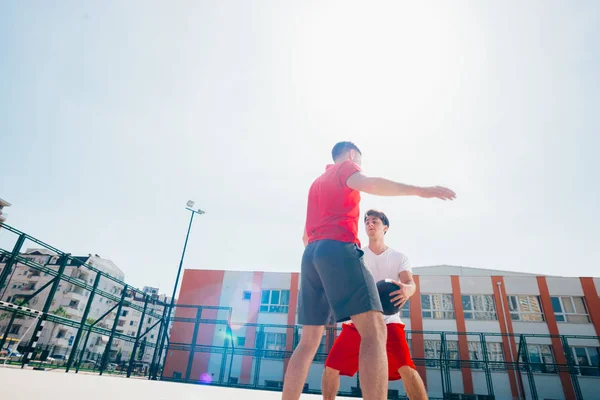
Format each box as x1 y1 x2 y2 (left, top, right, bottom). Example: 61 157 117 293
169 200 205 312
152 200 204 379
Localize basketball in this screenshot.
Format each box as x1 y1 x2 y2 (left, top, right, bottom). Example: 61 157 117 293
377 279 400 316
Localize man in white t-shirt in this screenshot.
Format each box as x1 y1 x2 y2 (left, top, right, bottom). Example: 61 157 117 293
321 209 428 400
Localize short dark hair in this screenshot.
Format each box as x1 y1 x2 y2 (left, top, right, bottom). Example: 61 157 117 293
364 209 390 233
331 141 362 161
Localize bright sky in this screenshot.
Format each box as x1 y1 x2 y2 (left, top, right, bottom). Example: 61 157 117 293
1 2 599 295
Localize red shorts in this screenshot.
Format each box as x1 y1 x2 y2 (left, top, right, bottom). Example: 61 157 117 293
325 323 416 381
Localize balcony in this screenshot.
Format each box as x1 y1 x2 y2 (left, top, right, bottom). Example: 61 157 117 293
63 291 87 303
53 337 71 348
61 302 84 318
21 282 38 291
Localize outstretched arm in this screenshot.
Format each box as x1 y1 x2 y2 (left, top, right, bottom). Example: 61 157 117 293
302 228 308 247
346 171 456 200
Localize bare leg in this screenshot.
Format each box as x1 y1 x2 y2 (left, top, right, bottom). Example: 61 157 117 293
350 311 388 400
282 325 324 400
322 366 341 400
399 366 428 400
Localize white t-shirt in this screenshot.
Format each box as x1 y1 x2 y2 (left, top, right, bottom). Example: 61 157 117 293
363 246 412 325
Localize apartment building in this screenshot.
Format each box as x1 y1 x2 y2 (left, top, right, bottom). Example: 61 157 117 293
0 248 125 359
112 286 172 365
0 198 10 225
163 266 600 400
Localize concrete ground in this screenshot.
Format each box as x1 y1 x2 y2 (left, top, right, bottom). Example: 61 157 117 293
0 366 354 399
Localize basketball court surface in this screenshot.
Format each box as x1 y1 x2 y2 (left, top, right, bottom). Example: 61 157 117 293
0 367 355 400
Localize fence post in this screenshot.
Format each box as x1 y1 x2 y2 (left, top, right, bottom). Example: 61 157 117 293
0 233 26 299
561 336 583 400
0 309 20 351
520 335 538 400
99 284 128 375
252 325 265 388
149 300 170 380
480 333 495 397
21 253 69 368
185 306 203 382
66 271 102 372
127 294 149 377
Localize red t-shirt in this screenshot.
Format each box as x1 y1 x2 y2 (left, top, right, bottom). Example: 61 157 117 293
305 160 362 246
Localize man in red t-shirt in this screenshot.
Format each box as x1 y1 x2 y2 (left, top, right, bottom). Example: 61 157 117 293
282 142 455 400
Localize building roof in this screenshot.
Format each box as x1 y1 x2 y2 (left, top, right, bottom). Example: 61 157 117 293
0 198 11 207
185 265 563 277
413 264 553 277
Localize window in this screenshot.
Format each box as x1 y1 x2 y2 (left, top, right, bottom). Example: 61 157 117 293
261 332 287 359
462 295 497 320
424 340 459 368
507 295 544 322
56 329 67 339
243 291 252 300
129 321 135 326
421 294 455 319
260 290 290 313
571 347 600 376
400 299 410 319
551 297 590 323
121 310 129 317
237 337 246 347
262 332 287 350
468 341 505 370
522 344 556 373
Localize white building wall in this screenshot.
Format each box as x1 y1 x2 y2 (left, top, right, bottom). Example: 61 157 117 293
472 371 489 395
503 276 540 295
512 321 549 335
261 272 291 290
546 277 584 296
594 278 600 296
528 374 565 400
306 362 325 392
425 369 444 399
257 359 284 386
459 276 494 295
220 271 254 323
419 275 452 293
423 319 457 333
556 323 597 338
490 373 514 400
579 376 600 400
465 321 501 333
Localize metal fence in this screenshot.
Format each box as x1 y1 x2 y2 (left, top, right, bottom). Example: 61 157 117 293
1 223 599 399
0 223 171 378
159 309 600 400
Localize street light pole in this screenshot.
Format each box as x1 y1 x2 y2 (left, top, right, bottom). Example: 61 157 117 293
152 200 204 380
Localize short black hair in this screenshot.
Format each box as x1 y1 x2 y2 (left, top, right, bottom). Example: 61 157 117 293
364 209 390 233
331 141 362 161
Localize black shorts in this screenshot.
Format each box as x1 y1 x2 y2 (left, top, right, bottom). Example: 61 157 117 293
297 239 383 325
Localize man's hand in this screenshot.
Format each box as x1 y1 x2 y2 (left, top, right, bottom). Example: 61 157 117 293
389 281 411 308
418 186 456 201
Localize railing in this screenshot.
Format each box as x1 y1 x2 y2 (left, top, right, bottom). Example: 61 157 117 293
1 223 599 399
0 223 171 378
159 314 600 399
